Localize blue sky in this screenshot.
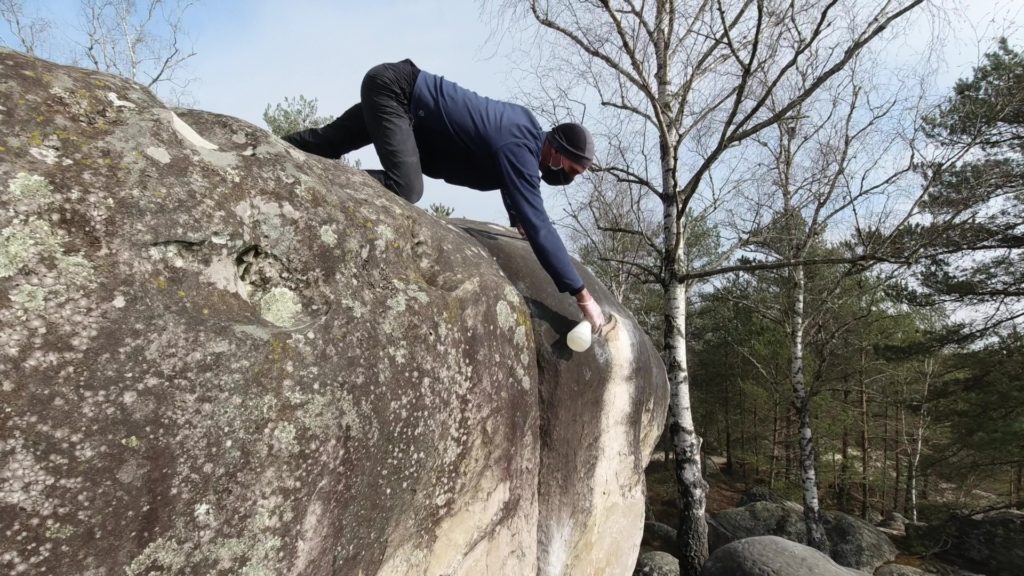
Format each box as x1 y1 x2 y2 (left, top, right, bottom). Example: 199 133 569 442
4 0 1023 226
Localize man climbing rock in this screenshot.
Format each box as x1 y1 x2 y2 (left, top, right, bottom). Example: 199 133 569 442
283 59 605 332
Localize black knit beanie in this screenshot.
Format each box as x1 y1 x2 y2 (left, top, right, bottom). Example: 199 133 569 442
547 123 595 168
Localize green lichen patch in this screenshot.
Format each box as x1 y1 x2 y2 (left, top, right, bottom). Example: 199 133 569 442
319 225 337 247
259 287 302 327
126 538 191 575
0 217 64 278
45 522 75 540
7 172 55 213
496 301 515 330
8 284 47 312
55 254 97 288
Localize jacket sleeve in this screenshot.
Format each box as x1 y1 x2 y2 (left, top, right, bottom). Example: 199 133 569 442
496 142 585 295
500 191 519 228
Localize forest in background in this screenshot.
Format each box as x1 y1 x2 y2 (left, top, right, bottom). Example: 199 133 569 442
574 36 1023 526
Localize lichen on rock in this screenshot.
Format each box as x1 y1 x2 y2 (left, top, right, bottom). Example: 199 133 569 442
7 172 55 213
259 286 302 327
0 217 64 278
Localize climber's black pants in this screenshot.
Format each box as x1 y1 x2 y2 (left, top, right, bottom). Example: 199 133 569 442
283 59 423 203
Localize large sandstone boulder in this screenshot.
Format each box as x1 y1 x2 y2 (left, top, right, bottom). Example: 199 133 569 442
703 536 869 576
710 502 897 571
0 50 668 575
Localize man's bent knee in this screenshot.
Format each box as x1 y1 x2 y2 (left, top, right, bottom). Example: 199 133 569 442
395 179 423 204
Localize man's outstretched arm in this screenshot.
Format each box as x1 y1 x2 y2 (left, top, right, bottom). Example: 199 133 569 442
496 143 605 330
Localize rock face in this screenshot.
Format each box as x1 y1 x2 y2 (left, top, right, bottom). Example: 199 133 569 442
0 50 669 575
458 221 668 575
703 536 869 576
711 502 897 571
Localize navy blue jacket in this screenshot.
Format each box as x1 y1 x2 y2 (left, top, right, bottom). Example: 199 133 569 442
409 71 585 295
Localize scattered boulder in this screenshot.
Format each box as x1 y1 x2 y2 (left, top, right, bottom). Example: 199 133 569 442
878 512 908 533
710 501 807 549
0 49 669 576
711 502 897 571
737 485 801 509
641 521 678 556
633 551 679 576
824 510 899 571
703 536 869 576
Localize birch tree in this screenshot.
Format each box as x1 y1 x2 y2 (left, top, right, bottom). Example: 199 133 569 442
901 358 934 522
493 0 930 569
737 50 933 547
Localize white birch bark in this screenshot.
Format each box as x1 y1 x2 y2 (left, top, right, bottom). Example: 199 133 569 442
904 360 932 523
663 164 709 574
791 264 830 552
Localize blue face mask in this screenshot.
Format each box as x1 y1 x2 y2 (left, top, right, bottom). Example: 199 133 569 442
541 156 576 186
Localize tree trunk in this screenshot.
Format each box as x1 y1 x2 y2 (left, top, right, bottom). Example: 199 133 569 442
663 415 672 463
786 403 797 484
665 229 708 573
882 403 889 514
839 388 851 513
1010 466 1016 510
860 374 870 520
894 403 903 514
770 398 780 488
905 364 931 523
752 400 760 478
725 381 734 475
905 450 918 522
791 265 829 552
739 387 747 477
1013 463 1023 509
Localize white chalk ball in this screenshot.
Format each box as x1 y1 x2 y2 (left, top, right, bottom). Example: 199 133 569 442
567 320 592 352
